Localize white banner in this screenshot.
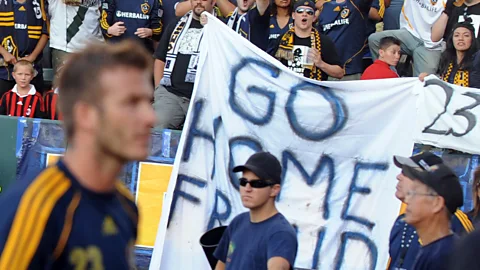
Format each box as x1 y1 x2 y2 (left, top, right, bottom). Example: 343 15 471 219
150 14 421 270
414 76 480 155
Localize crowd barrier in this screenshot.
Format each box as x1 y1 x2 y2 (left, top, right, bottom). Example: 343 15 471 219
0 115 478 269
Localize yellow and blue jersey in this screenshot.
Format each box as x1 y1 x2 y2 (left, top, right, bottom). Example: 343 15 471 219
317 0 371 75
100 0 163 52
0 0 48 80
0 160 138 269
266 15 293 55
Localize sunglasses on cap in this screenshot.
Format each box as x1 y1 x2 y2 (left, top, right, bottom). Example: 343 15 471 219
239 177 276 188
295 7 314 15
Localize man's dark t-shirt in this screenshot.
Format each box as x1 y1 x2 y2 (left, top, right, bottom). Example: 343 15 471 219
411 234 456 270
272 33 342 81
445 3 480 44
154 18 203 98
213 212 298 269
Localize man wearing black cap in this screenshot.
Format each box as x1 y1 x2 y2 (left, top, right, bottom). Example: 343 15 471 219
387 152 473 270
272 0 344 81
402 162 464 270
213 152 298 270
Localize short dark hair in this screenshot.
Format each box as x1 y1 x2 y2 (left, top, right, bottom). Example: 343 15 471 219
379 36 401 51
57 40 153 140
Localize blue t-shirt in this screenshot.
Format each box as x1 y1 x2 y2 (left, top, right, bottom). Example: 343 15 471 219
411 234 456 270
388 212 472 270
213 212 298 269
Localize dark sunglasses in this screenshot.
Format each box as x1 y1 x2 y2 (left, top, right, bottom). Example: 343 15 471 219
239 177 275 188
295 7 314 15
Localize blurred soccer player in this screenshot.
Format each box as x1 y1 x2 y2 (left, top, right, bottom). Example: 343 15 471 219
0 40 156 269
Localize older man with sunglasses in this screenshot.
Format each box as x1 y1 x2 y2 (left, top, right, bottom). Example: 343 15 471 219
213 152 298 270
272 0 344 81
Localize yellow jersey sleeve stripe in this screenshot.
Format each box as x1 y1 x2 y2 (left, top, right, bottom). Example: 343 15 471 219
0 12 13 16
0 22 14 26
0 168 57 268
28 30 42 35
53 191 81 259
20 176 70 270
100 10 110 30
28 25 43 30
0 17 13 22
1 169 71 269
455 210 474 232
28 35 41 39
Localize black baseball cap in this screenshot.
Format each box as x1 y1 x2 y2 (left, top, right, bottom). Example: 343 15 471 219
294 0 316 10
233 152 282 184
403 164 463 214
393 152 443 170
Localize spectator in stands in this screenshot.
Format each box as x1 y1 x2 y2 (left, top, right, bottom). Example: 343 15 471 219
267 0 294 55
174 0 221 17
163 0 180 26
215 0 247 29
216 0 270 51
388 153 473 270
273 0 343 81
44 88 61 120
403 163 463 270
213 152 298 270
0 0 49 97
47 0 104 74
361 36 400 79
468 167 480 227
419 23 478 86
152 0 215 130
471 51 480 87
318 0 372 80
0 60 44 118
368 0 446 76
100 0 164 52
382 0 403 30
432 0 480 45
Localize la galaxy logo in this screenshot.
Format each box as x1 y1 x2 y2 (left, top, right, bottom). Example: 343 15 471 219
141 2 150 15
1 36 17 57
340 8 350 18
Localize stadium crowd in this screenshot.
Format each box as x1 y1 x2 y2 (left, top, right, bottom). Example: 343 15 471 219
0 0 480 269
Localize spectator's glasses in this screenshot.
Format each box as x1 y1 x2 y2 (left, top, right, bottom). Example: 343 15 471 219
239 178 275 188
295 7 315 15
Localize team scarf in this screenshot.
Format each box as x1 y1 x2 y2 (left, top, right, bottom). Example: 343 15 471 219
227 8 239 28
161 10 219 87
442 61 470 87
161 11 202 86
275 28 323 80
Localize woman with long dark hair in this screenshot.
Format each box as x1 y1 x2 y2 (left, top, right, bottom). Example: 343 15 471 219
267 0 294 54
420 22 478 86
